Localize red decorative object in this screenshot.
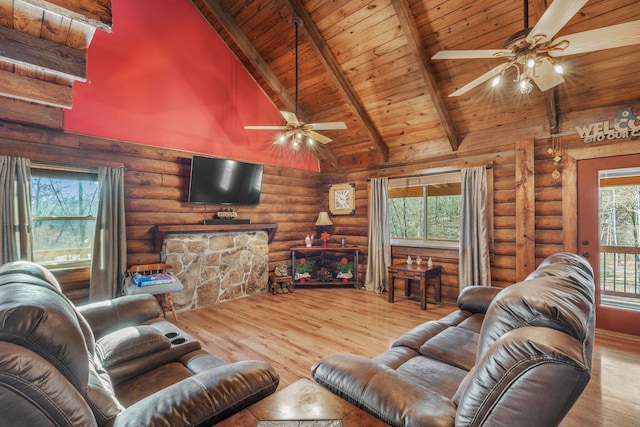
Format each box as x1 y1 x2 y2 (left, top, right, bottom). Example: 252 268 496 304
320 232 331 247
299 277 306 283
342 277 349 282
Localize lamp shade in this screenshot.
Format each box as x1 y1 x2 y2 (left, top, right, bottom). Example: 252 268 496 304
315 211 333 226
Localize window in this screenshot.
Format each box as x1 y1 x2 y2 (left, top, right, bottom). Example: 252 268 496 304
31 168 99 268
389 172 461 246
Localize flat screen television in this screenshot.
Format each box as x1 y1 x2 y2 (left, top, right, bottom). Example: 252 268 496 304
188 155 263 205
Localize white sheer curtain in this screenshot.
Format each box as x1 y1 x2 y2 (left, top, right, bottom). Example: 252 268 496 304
90 167 127 301
364 177 391 293
459 166 491 289
0 156 33 263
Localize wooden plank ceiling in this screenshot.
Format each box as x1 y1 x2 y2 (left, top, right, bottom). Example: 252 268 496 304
1 0 639 170
192 0 640 168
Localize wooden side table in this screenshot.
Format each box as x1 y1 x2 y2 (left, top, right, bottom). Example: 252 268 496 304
268 275 293 294
388 263 442 310
125 263 184 323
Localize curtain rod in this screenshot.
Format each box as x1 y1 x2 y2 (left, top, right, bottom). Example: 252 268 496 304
365 162 493 181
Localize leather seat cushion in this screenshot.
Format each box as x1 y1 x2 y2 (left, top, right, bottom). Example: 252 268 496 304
115 361 196 406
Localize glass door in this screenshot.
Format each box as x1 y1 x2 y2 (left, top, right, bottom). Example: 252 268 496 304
578 154 640 336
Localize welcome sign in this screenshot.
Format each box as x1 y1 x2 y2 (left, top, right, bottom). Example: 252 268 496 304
575 107 640 143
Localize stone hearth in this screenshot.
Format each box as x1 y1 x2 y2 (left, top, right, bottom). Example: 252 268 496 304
162 230 269 311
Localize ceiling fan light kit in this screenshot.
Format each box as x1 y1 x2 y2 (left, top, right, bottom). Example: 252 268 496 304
432 0 640 97
244 16 346 151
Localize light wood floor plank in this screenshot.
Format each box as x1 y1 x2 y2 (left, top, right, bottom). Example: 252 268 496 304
178 288 640 426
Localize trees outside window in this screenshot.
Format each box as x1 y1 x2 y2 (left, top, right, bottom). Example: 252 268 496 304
389 178 461 244
31 168 98 267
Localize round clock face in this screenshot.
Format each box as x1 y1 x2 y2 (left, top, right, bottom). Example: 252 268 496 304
334 189 351 209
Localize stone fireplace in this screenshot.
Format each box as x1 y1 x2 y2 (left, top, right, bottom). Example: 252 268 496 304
161 230 269 311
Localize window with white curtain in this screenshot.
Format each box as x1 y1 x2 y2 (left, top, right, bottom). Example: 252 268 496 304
31 167 99 268
388 171 461 247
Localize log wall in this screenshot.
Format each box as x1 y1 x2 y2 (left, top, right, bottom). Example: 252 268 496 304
1 101 639 305
319 101 640 302
0 120 321 303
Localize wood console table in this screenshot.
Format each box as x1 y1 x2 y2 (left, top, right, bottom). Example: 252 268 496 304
153 223 277 252
291 245 360 288
388 263 442 310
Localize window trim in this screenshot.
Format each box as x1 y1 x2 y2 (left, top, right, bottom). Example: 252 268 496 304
390 238 459 250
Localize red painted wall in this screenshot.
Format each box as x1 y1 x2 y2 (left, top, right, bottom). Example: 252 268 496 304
64 0 318 171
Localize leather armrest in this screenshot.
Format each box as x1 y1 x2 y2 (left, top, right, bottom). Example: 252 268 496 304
96 325 171 368
457 286 503 314
111 360 279 427
78 294 161 339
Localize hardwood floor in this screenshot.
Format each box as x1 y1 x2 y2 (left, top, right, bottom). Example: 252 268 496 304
178 288 640 427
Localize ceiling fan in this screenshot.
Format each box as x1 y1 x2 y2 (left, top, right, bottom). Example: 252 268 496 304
432 0 640 96
244 16 346 147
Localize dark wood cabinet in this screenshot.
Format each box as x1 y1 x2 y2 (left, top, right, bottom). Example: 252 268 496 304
291 245 360 288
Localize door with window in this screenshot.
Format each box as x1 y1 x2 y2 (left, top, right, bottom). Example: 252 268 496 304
578 154 640 336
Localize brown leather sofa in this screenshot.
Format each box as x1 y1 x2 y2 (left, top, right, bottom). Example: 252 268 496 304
0 261 279 426
312 252 595 427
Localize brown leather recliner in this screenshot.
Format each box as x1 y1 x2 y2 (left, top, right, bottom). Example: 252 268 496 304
0 261 279 426
312 252 595 427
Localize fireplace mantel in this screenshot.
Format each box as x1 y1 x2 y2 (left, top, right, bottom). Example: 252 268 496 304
152 223 277 252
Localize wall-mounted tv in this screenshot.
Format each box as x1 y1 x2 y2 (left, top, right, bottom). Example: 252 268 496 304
188 155 264 205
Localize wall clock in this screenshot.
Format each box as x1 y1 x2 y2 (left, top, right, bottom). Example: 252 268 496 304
329 183 355 215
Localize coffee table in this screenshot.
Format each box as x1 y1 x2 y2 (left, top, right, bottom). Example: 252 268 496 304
216 378 389 426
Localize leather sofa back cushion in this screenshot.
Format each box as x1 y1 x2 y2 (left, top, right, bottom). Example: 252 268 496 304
535 252 594 279
0 283 89 390
0 265 98 355
477 274 594 359
0 260 63 292
0 342 98 427
96 325 171 368
419 326 479 371
454 327 591 426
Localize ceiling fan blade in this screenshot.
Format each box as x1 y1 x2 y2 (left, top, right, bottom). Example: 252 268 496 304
244 125 289 130
307 130 333 144
432 49 513 60
526 0 588 45
548 20 640 57
449 62 511 97
307 121 347 131
280 111 301 126
531 57 565 92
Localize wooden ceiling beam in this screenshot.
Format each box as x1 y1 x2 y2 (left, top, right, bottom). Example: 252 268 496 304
19 0 112 31
284 0 390 162
197 0 296 112
0 70 72 109
196 0 338 167
0 26 86 81
391 0 460 152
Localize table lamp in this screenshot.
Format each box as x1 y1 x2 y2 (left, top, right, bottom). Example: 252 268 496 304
315 211 333 232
